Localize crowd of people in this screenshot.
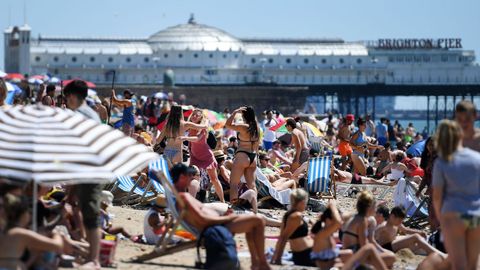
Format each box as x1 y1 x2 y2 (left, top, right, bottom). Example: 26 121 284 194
0 77 479 270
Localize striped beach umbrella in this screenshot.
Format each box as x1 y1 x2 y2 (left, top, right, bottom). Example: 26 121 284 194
0 105 159 185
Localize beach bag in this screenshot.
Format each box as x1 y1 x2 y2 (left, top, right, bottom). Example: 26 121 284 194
196 225 239 270
207 131 217 149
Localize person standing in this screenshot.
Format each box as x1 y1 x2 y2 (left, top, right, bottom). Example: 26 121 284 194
375 118 388 146
338 114 354 171
386 119 397 149
111 89 135 136
285 118 309 172
432 120 480 270
262 110 278 151
365 114 375 138
41 84 56 107
455 100 480 152
63 80 102 269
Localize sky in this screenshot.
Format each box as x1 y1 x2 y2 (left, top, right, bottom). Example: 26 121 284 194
1 0 479 70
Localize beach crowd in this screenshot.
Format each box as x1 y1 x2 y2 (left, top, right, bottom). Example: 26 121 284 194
0 77 479 270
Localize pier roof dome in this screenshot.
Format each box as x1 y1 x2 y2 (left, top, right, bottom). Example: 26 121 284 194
148 14 243 52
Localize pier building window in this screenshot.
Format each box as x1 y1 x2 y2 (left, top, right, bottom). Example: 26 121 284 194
414 56 421 62
194 53 198 58
286 58 291 64
268 58 273 63
304 58 309 64
396 56 404 62
423 56 430 62
339 58 344 64
441 55 448 62
164 53 169 58
35 56 40 62
72 57 77 62
223 54 227 58
388 57 394 62
234 54 238 58
108 57 113 63
405 56 412 62
321 59 327 64
90 57 95 62
144 57 149 62
126 57 131 62
54 56 59 62
209 53 214 58
251 58 256 64
178 53 183 58
356 58 362 64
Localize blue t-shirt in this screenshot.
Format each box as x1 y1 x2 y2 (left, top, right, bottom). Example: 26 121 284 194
432 148 480 216
375 123 387 139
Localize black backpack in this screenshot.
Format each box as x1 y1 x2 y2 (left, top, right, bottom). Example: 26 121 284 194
196 225 239 270
206 131 217 149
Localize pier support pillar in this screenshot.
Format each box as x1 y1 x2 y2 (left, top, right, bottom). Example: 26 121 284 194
435 95 439 128
372 96 376 121
427 96 430 134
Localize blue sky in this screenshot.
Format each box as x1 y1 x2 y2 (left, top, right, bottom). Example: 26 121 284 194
1 0 479 71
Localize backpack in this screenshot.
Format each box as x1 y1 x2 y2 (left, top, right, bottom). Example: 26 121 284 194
206 131 217 149
196 225 239 270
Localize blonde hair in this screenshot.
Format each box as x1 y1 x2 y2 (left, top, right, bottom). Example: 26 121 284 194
289 188 308 209
434 120 463 162
188 108 206 125
356 191 375 216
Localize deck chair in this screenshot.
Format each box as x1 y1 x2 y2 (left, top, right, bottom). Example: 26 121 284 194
255 169 291 206
148 158 167 194
396 179 429 229
111 174 155 204
130 162 199 262
306 155 336 199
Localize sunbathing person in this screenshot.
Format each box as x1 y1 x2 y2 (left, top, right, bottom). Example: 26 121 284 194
381 151 422 184
171 164 271 270
311 201 353 269
333 168 392 185
258 153 296 190
0 194 64 270
374 204 390 226
375 206 441 256
269 140 292 169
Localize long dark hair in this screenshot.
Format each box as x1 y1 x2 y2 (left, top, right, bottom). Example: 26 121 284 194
311 208 333 234
165 105 183 138
420 137 436 170
242 106 259 139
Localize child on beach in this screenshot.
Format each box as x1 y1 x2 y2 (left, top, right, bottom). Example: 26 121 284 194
374 206 440 255
99 191 142 242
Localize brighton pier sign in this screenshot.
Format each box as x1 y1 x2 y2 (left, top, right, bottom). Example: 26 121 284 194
376 38 462 49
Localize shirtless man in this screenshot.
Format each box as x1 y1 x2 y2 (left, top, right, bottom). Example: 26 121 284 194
258 153 296 190
285 118 309 172
375 206 440 255
338 114 354 170
171 164 271 270
455 100 480 152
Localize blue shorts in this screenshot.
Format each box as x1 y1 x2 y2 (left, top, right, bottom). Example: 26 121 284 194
263 140 273 151
377 137 387 146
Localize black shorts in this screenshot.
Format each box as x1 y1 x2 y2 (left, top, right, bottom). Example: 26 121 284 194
75 184 103 230
292 248 315 267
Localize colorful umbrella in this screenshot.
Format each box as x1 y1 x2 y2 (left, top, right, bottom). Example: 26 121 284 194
28 77 44 85
406 140 426 157
5 73 25 82
62 79 96 89
303 122 324 137
153 92 168 100
48 77 61 84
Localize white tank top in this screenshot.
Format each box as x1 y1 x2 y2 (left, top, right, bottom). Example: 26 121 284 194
387 168 404 180
143 208 164 245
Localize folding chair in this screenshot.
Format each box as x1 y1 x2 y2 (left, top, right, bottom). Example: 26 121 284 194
306 155 336 199
402 180 429 229
255 169 291 206
148 158 168 194
111 175 155 204
130 158 198 262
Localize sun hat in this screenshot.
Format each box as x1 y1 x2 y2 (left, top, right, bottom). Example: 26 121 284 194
213 150 226 159
100 190 114 207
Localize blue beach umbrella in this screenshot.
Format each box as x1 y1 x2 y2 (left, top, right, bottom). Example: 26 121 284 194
5 82 22 105
406 140 426 157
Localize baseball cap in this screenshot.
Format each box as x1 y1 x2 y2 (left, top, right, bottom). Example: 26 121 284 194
346 114 355 121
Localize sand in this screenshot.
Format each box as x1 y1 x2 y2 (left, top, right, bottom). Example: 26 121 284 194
83 192 425 270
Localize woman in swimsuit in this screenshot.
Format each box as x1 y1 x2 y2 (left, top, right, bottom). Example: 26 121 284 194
311 201 353 269
225 106 260 203
157 105 208 165
188 109 225 202
0 194 64 270
111 89 135 136
350 118 383 176
271 189 315 266
341 191 375 252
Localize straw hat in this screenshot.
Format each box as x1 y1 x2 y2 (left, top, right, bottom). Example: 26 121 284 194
152 194 167 208
100 190 114 207
213 150 226 159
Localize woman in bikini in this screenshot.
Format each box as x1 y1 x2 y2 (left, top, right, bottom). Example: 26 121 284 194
341 191 375 253
188 109 225 202
311 200 353 269
225 106 260 204
157 105 208 165
350 118 383 178
271 189 315 267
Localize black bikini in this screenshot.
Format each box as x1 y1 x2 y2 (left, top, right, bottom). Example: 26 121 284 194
381 242 394 251
235 133 258 164
283 211 315 267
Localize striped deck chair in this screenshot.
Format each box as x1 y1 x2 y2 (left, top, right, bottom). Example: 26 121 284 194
131 164 199 262
111 175 155 204
255 169 291 206
148 157 168 194
401 180 429 229
306 155 336 199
